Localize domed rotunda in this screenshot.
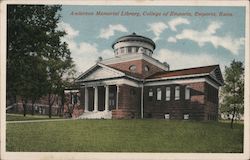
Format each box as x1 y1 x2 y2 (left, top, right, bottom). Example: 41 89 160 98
112 32 156 57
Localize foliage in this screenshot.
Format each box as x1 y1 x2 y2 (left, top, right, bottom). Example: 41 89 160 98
6 120 243 152
220 60 244 127
7 5 75 117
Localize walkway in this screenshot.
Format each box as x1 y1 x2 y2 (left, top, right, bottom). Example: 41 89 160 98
6 118 75 124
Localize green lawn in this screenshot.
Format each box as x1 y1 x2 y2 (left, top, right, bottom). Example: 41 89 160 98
6 120 243 152
6 114 61 121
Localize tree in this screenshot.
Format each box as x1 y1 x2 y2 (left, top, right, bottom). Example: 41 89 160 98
7 5 75 117
7 5 49 116
220 60 244 128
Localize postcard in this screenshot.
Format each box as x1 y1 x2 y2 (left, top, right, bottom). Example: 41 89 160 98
0 0 249 160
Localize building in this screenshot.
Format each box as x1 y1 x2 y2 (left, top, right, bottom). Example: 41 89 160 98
6 95 62 116
65 33 224 120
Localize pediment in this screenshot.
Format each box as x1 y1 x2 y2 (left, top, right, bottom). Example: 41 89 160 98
77 63 125 82
210 66 224 85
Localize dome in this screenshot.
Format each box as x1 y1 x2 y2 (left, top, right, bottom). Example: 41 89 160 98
111 32 156 49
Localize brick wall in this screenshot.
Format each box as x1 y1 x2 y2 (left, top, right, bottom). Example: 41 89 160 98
143 82 206 120
112 84 141 119
204 83 219 120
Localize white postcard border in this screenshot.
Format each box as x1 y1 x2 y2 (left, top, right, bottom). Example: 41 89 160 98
0 1 249 160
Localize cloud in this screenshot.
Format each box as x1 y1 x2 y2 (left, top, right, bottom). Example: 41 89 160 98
58 21 114 74
175 21 244 55
167 37 177 43
147 22 168 41
98 24 128 39
147 18 190 41
168 17 190 32
154 48 221 70
57 21 79 39
73 42 113 73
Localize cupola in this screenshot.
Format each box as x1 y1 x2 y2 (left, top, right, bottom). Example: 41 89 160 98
111 32 156 57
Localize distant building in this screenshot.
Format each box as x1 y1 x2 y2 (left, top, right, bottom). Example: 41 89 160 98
65 33 224 120
6 95 61 116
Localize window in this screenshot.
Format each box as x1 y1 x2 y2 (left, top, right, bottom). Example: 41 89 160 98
138 47 145 54
114 49 118 55
144 65 149 71
185 86 190 100
135 47 139 52
120 48 125 54
129 65 136 72
164 113 170 119
157 88 162 100
184 114 189 120
128 47 132 53
149 89 153 97
148 89 153 101
132 47 136 53
166 87 171 101
175 86 180 100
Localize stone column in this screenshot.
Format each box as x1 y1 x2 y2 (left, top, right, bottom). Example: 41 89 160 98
116 85 119 110
94 86 98 112
84 87 89 112
105 85 109 111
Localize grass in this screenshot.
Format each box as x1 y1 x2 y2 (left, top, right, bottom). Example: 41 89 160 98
6 113 62 121
6 120 243 152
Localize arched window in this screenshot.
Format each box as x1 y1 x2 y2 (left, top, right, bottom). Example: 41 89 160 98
129 65 136 72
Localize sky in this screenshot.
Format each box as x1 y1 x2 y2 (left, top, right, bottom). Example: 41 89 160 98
58 5 245 75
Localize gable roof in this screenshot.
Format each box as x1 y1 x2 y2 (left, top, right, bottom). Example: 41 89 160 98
76 63 224 86
146 65 224 85
76 63 125 82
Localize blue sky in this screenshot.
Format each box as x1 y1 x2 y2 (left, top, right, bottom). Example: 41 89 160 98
58 5 245 75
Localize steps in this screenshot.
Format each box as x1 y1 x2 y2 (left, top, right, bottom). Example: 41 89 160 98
77 111 112 119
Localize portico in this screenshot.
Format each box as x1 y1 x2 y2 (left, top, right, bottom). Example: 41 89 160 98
83 84 119 113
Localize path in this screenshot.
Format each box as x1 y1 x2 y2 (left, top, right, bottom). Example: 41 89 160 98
6 118 75 124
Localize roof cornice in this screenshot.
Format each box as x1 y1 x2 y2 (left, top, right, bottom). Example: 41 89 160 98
145 73 210 82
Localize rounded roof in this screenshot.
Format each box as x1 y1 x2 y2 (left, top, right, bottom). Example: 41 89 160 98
111 32 156 49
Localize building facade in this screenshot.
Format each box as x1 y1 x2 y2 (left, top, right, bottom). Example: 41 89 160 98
66 33 223 120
